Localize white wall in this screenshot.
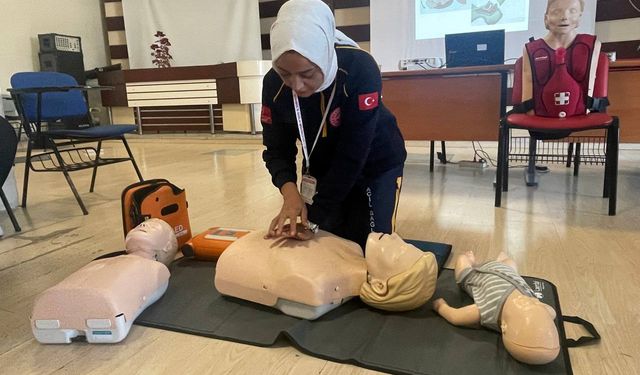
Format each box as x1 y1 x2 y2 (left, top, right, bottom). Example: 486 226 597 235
0 0 108 91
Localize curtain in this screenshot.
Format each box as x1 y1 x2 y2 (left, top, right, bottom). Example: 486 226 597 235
122 0 262 69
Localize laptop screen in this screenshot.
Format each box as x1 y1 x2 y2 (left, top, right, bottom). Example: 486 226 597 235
445 30 505 68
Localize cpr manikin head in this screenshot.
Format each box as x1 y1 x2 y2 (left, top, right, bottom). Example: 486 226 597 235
360 232 437 311
501 293 560 365
125 218 178 266
544 0 584 39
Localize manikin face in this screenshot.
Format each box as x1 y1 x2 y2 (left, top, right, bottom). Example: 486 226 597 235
365 233 424 294
545 0 582 36
501 294 560 364
125 218 178 266
274 51 324 98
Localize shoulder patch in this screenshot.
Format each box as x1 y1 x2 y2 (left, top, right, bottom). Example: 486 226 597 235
261 105 272 125
358 92 379 111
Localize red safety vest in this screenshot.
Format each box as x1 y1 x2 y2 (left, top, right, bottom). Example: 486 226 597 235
523 34 601 118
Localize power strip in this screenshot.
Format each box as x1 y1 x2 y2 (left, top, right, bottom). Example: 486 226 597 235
459 160 488 169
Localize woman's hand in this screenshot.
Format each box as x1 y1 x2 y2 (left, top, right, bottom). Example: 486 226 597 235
277 223 315 241
267 182 309 238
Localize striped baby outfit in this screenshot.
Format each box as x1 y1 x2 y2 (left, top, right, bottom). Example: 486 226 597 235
457 261 535 332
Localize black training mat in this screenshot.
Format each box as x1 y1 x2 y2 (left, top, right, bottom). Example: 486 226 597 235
135 242 574 375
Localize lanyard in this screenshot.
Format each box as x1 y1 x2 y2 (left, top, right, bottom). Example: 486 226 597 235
293 83 336 173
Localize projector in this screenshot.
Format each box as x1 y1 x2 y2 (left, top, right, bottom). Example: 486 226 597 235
399 57 445 70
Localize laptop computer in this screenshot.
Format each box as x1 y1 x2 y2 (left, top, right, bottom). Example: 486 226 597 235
445 29 505 68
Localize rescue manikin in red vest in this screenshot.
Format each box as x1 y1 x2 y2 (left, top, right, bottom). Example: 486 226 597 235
519 0 603 118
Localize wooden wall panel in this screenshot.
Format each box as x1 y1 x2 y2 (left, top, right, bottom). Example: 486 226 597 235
596 0 640 21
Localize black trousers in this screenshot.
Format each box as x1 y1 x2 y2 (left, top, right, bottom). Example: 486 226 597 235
322 164 404 251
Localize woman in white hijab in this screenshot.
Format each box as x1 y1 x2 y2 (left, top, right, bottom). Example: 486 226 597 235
262 0 407 250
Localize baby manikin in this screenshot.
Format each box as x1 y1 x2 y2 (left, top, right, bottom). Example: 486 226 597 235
30 218 178 343
433 251 560 365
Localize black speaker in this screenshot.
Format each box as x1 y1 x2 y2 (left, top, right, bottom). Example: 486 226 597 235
37 34 85 85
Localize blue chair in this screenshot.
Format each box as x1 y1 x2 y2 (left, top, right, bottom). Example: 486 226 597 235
9 72 143 215
0 116 21 232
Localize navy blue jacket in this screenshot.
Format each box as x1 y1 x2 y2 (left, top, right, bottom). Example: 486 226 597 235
262 45 407 227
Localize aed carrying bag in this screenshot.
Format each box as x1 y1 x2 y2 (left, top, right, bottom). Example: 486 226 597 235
121 179 192 247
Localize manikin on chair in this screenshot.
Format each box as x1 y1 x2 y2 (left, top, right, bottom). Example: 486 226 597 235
495 51 619 215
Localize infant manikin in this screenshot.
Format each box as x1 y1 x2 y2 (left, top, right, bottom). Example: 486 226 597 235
360 232 438 311
30 219 177 344
433 251 560 365
215 229 367 319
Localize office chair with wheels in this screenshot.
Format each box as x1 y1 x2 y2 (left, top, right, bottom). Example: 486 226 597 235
495 52 619 216
9 72 144 215
0 116 21 232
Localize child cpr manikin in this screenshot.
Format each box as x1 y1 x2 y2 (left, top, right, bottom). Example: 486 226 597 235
30 219 178 343
433 251 560 365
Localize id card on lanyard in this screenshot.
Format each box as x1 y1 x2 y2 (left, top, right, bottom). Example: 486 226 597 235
293 84 336 205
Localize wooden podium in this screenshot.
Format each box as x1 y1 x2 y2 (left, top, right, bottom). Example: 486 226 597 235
97 61 271 134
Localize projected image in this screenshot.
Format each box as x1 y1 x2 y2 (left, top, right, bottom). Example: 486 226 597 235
415 0 529 39
419 0 469 14
471 0 527 26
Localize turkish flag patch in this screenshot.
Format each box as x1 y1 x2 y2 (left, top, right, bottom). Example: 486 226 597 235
261 105 272 124
358 92 379 111
329 107 341 127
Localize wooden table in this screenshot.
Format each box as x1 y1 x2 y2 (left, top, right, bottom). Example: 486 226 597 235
382 64 511 170
382 60 640 170
608 59 640 142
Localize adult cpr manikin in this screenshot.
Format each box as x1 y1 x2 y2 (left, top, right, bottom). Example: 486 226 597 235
433 251 560 365
30 219 177 344
215 230 438 319
215 229 367 319
360 232 438 311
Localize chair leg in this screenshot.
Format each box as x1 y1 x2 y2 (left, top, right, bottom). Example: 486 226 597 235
89 141 102 193
1 190 21 232
495 120 507 207
51 145 88 215
440 141 447 164
503 128 510 192
566 142 574 168
573 143 581 176
21 141 33 208
525 137 538 186
608 120 619 216
429 140 435 172
121 137 143 181
603 132 610 199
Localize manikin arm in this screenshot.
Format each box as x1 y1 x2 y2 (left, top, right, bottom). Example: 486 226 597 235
433 298 481 328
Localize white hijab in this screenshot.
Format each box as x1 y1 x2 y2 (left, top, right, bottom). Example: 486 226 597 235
270 0 359 93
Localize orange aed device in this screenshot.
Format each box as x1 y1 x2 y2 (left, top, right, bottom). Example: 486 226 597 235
181 227 252 260
121 179 192 248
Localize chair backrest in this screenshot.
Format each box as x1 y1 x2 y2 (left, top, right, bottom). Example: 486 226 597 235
10 72 88 122
592 53 609 98
0 116 18 186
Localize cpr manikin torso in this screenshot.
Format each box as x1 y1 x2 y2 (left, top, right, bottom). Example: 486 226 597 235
433 252 560 365
214 229 367 319
360 232 438 311
30 219 178 343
